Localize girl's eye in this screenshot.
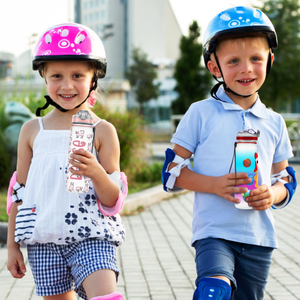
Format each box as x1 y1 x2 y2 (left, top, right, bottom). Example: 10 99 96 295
52 74 61 78
73 74 82 79
251 57 260 62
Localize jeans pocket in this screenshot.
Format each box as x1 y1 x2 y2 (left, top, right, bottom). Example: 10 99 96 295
15 204 37 244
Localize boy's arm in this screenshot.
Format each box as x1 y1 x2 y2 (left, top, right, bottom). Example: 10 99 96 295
246 160 289 210
169 144 251 204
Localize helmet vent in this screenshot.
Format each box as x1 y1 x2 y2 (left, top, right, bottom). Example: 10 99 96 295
220 13 231 21
45 34 52 44
75 33 86 44
254 9 262 19
235 7 245 14
61 29 69 37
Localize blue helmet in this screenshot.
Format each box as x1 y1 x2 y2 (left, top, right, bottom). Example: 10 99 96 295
203 6 278 69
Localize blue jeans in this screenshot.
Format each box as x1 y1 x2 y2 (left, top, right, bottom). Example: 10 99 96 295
193 238 273 300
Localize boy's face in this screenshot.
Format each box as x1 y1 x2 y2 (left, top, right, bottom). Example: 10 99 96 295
208 37 273 108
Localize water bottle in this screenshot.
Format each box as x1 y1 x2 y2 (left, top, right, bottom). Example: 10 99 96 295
234 129 260 209
66 110 94 193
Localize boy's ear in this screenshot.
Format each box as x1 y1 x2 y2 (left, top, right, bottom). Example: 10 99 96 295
270 52 274 66
207 60 222 79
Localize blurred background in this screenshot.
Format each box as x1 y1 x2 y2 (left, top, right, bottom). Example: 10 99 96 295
1 0 300 217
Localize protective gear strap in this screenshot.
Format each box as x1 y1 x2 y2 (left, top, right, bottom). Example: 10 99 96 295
90 292 123 299
97 171 128 216
193 277 231 300
36 81 98 116
7 171 25 215
271 166 297 209
162 148 191 192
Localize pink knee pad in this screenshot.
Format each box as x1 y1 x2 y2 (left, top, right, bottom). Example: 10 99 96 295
90 292 124 300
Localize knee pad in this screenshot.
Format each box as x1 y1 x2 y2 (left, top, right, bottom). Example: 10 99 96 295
90 291 123 299
161 148 191 192
193 278 231 300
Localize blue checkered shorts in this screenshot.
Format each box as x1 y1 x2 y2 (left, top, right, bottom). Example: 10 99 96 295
27 238 119 300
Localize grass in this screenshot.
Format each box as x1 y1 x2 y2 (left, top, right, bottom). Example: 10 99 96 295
0 188 7 222
0 181 162 223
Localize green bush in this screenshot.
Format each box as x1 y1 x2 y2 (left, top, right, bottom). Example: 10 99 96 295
132 162 163 183
93 104 149 180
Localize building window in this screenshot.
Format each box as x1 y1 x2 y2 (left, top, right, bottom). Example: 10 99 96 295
101 10 105 18
90 0 94 8
95 0 99 5
84 1 88 9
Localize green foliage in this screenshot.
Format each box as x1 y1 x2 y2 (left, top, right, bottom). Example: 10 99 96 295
125 47 160 113
92 104 149 178
256 0 300 110
172 21 212 114
132 162 163 183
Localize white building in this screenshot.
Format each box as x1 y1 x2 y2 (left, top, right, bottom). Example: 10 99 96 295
74 0 182 79
74 0 182 119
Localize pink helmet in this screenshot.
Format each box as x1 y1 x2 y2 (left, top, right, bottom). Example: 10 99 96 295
32 23 106 78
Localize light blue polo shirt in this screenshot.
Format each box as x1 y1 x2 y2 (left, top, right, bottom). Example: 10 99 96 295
171 88 293 248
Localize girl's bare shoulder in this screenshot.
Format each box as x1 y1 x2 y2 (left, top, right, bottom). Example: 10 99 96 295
20 118 41 148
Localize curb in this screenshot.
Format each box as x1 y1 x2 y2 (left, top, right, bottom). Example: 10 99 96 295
0 184 181 243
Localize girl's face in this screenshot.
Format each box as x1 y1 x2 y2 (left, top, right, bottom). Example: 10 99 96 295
43 61 94 111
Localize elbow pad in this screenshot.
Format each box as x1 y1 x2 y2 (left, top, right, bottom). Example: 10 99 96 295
7 171 25 215
97 171 128 216
161 148 191 193
271 166 297 209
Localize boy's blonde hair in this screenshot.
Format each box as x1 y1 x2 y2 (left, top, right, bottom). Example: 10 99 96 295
216 35 270 54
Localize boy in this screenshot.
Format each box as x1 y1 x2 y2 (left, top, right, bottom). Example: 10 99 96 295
162 6 297 300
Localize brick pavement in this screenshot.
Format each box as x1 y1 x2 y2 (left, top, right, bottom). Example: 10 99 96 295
1 165 300 300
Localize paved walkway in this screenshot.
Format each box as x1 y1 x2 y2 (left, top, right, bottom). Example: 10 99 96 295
1 164 300 300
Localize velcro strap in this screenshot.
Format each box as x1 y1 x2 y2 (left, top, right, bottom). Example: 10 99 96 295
12 183 25 202
271 169 289 185
166 158 191 189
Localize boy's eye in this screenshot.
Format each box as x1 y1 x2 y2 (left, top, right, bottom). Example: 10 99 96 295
251 57 261 62
229 59 239 64
73 74 82 79
52 74 61 78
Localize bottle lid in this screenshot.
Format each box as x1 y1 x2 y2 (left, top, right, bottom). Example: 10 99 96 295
236 129 260 142
72 110 94 126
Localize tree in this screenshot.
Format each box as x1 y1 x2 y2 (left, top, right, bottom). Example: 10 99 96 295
256 0 300 111
125 47 160 114
172 21 211 115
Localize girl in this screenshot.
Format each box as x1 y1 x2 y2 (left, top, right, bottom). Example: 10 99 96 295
7 23 127 300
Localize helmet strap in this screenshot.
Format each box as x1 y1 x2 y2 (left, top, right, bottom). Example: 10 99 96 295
211 50 258 101
35 80 98 117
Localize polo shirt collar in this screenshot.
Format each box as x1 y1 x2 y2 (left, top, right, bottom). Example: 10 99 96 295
215 87 269 119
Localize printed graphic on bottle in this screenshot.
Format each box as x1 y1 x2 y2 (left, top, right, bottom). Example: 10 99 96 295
234 129 259 209
66 110 94 193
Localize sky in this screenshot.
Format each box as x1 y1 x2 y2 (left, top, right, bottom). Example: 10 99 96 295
0 0 260 58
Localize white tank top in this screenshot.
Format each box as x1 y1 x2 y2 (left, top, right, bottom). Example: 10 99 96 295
15 118 125 247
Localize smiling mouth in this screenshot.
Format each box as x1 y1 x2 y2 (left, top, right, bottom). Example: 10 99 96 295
60 94 76 98
238 79 255 83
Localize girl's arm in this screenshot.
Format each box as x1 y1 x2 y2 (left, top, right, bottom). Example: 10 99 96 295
7 120 37 278
69 120 120 207
169 144 251 204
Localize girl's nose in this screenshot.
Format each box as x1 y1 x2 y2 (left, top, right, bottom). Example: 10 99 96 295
62 78 74 89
